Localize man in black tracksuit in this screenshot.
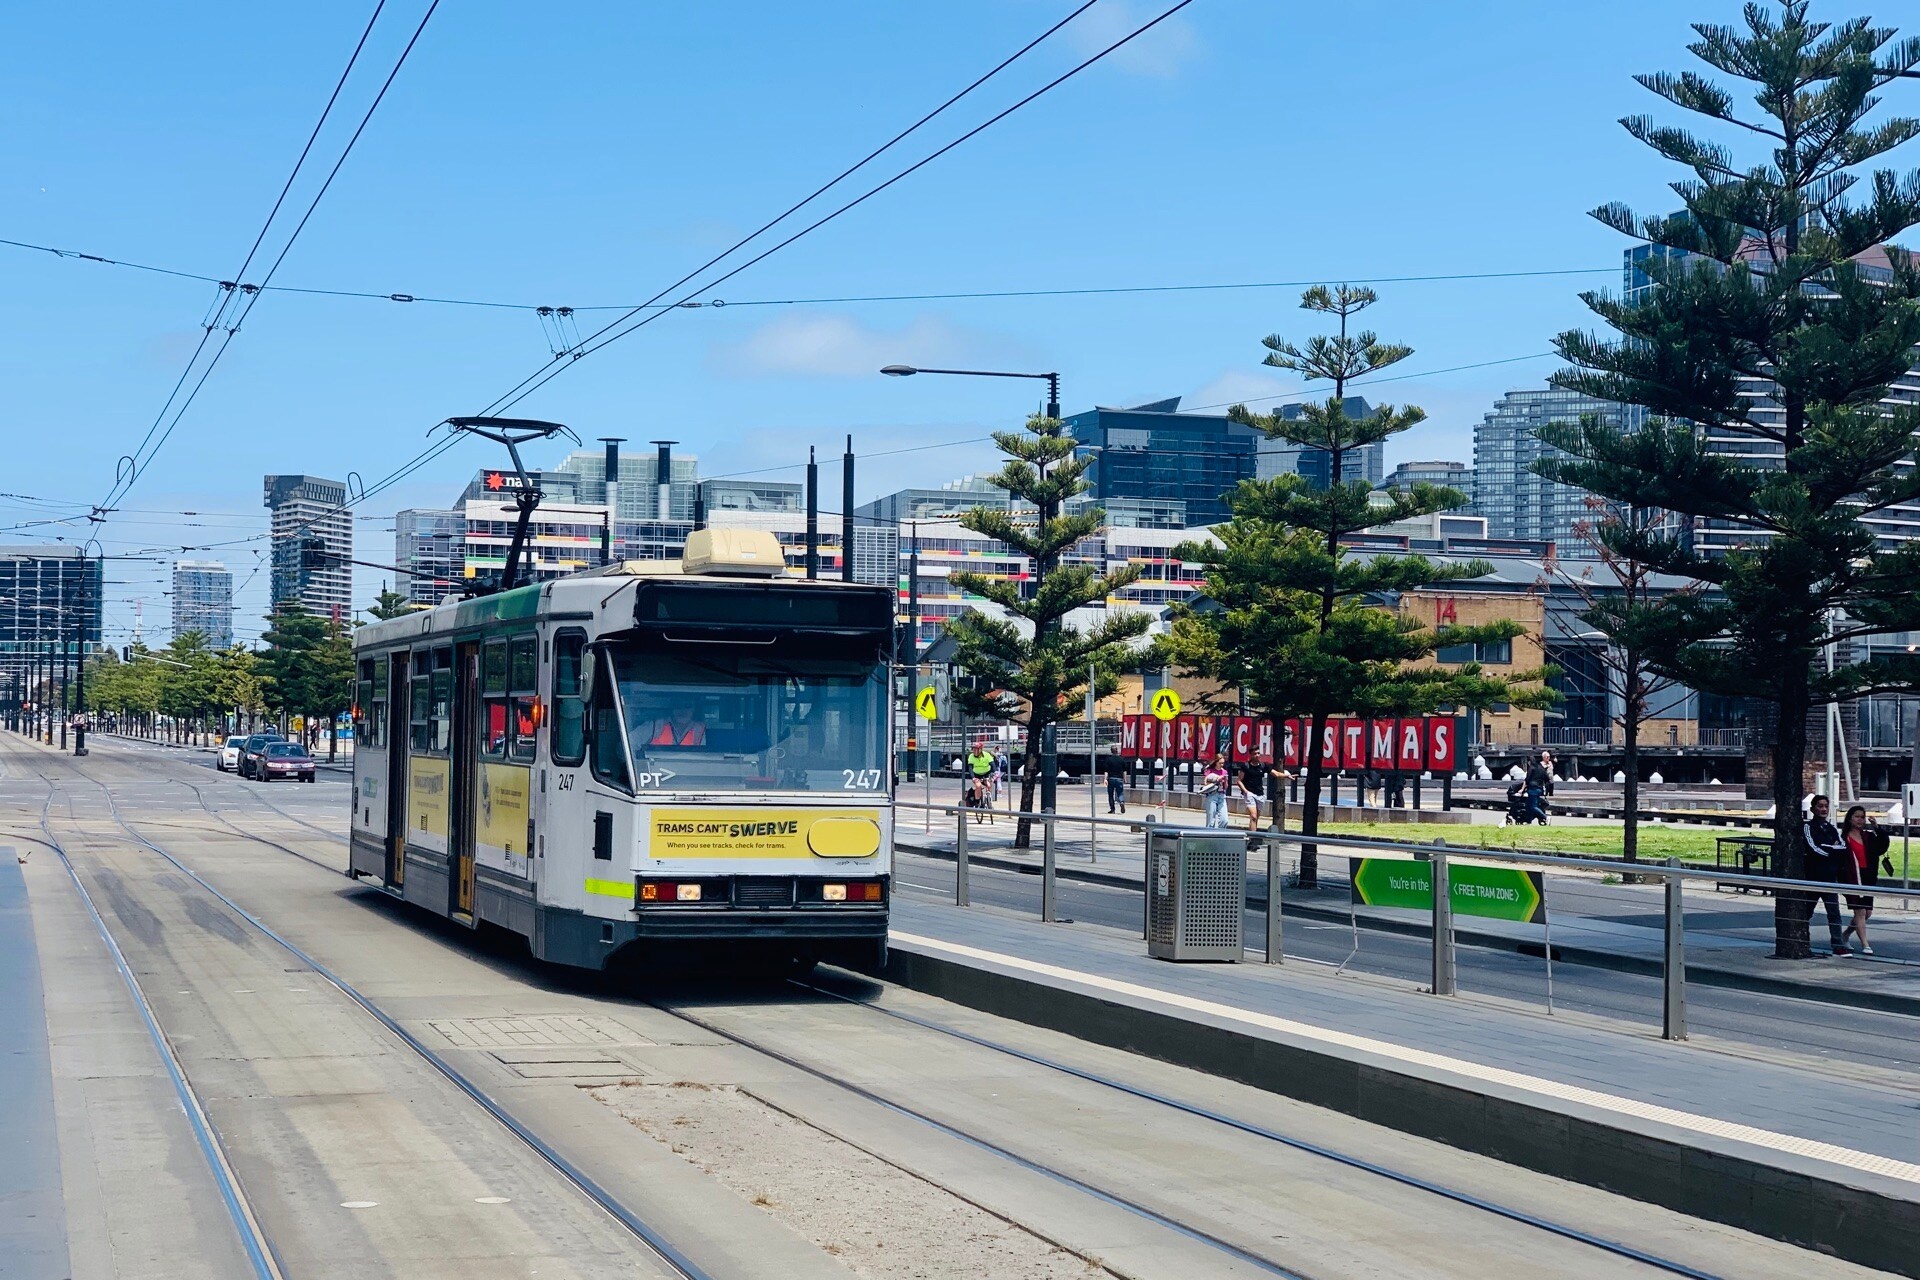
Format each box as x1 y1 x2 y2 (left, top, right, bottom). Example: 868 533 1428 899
1803 794 1852 956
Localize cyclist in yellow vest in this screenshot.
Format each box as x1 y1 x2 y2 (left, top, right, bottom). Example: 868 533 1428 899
967 742 996 825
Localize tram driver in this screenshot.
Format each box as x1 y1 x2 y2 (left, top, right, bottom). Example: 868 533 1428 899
635 699 708 750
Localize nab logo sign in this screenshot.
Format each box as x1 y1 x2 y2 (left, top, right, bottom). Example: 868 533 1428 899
1149 688 1182 721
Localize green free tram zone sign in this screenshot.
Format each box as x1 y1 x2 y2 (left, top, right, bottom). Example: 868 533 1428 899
1351 858 1546 925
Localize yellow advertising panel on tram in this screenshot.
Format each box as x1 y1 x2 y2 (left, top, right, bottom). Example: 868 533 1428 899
410 757 450 840
647 808 882 859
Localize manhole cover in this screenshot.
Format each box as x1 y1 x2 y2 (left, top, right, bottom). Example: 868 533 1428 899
427 1015 653 1050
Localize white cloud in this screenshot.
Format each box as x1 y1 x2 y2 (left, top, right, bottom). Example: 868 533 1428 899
1183 367 1301 414
1062 0 1200 78
712 311 1024 379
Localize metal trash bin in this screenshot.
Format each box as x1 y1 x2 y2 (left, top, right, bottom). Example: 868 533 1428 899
1146 829 1245 961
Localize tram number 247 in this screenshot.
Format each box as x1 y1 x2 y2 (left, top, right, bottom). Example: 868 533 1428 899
843 769 884 790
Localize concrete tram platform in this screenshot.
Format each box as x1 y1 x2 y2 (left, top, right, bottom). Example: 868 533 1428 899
874 896 1920 1276
895 807 1920 1016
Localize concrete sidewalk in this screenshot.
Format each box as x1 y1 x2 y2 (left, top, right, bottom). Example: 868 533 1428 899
896 798 1920 1015
877 896 1920 1275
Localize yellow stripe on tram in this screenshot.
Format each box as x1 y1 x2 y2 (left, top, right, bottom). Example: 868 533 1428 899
584 878 635 900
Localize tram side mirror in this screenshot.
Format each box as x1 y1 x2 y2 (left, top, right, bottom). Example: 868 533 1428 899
580 648 597 712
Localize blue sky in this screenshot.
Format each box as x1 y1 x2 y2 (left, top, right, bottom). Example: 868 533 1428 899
0 0 1873 640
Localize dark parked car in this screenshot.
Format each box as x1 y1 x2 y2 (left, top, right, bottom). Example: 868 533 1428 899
258 741 316 783
237 732 285 779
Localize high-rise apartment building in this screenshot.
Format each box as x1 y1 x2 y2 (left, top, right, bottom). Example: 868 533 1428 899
1472 387 1627 555
171 560 233 648
264 475 352 618
395 509 465 606
1623 234 1920 553
1381 459 1472 499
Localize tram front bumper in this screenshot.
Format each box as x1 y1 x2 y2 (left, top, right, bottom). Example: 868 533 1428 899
627 907 889 941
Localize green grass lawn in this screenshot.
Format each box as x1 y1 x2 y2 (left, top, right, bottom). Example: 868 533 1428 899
1318 821 1732 863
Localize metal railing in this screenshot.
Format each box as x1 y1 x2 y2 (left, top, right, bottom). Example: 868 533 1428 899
892 799 1920 1042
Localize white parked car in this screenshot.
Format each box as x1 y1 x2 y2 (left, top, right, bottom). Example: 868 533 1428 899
217 735 246 773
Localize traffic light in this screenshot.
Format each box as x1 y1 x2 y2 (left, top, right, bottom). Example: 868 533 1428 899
300 537 330 569
121 645 132 662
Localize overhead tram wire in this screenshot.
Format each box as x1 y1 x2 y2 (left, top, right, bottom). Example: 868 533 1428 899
96 1 392 518
0 231 1617 311
99 0 441 517
471 0 1110 419
173 0 1113 564
485 0 1204 419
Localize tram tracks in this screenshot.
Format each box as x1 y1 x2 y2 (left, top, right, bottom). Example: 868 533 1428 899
16 741 1757 1279
21 760 717 1280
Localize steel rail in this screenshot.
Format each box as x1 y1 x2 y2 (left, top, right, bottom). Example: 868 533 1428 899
29 758 714 1280
794 979 1726 1279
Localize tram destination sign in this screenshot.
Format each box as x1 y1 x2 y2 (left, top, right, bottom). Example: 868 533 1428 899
1351 857 1545 925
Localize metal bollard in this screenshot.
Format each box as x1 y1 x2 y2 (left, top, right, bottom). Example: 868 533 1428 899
1663 857 1687 1040
1431 849 1456 995
1041 815 1058 922
1265 834 1283 964
954 806 970 907
1140 814 1155 938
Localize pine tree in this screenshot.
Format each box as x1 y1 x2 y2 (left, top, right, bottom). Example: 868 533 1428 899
369 586 415 620
1174 286 1553 888
947 412 1153 848
1535 3 1920 957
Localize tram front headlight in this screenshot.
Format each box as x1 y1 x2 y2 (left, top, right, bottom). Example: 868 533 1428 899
822 883 847 901
675 883 702 901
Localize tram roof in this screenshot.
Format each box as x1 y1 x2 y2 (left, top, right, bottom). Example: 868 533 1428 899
355 557 889 648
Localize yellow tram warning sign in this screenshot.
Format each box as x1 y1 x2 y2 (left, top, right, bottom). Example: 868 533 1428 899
1150 688 1182 721
916 687 941 721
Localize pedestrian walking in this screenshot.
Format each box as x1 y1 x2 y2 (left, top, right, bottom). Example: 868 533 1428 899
1803 795 1854 955
1106 761 1127 815
1840 805 1889 956
1239 761 1266 831
1524 751 1555 824
1201 754 1231 828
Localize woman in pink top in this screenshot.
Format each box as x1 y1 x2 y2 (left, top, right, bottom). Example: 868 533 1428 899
1202 755 1231 828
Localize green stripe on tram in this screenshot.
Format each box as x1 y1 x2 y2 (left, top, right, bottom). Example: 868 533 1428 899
450 584 542 630
584 878 635 900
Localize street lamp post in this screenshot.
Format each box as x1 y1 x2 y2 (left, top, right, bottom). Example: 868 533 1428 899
881 363 1066 817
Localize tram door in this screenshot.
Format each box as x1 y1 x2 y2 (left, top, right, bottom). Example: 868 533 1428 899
449 641 480 921
384 655 409 889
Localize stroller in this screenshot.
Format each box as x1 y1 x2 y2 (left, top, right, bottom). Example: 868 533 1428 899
1504 780 1547 826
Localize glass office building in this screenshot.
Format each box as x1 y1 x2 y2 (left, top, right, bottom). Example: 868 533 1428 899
0 546 103 685
1066 398 1266 528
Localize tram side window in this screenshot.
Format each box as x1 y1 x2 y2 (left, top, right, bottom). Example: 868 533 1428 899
481 641 509 759
430 647 454 754
410 652 432 751
508 636 538 762
589 667 631 790
369 656 388 748
551 630 586 767
355 660 374 748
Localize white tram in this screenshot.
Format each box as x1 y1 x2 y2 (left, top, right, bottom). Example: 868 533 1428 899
349 528 895 971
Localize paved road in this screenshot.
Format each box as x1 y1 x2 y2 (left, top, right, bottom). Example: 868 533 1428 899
4 734 1885 1279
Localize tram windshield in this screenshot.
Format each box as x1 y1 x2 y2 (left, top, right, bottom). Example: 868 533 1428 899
606 643 889 794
